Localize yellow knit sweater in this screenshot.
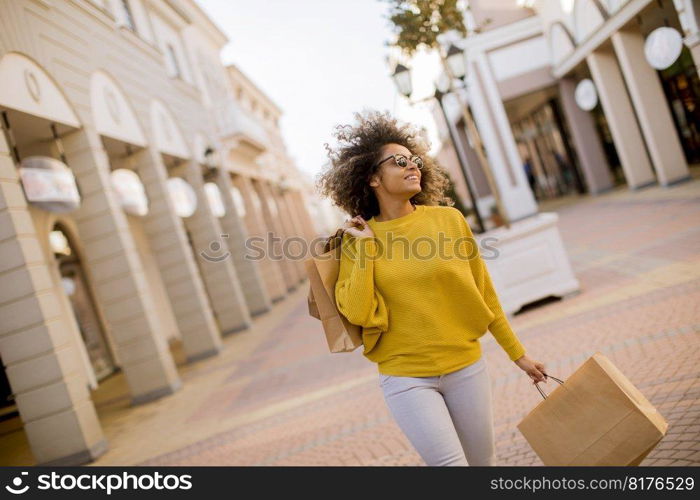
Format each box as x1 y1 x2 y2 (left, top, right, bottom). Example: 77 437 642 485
335 203 526 376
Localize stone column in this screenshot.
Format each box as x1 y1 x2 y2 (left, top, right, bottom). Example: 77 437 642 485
611 26 690 186
109 156 180 348
253 179 297 291
674 0 700 73
586 47 656 189
279 187 310 280
214 169 271 317
0 130 107 465
285 189 314 244
286 189 322 257
232 174 287 302
182 162 251 334
690 41 700 74
63 130 182 403
558 78 614 195
266 183 305 283
290 190 320 242
468 57 538 221
131 146 222 362
455 122 492 198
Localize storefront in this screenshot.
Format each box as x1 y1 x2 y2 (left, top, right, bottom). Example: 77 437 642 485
542 0 697 192
506 86 587 201
658 47 700 164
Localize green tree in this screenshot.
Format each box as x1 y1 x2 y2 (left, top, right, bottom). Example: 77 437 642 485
382 0 467 56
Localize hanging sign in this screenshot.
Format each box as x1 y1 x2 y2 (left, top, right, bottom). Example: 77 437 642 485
230 186 246 218
110 168 149 216
166 177 197 218
575 79 598 111
644 27 683 70
204 182 226 218
19 156 81 213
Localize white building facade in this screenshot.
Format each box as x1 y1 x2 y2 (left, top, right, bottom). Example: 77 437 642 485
434 0 698 220
0 0 316 465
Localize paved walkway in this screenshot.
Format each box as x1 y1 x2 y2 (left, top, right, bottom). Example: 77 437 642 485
2 172 699 466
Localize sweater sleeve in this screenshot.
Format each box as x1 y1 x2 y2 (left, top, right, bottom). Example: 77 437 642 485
454 210 526 362
334 233 389 334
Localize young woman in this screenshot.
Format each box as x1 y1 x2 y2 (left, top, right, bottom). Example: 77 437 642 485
317 110 547 466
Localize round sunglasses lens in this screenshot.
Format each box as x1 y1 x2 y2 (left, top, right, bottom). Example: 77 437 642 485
413 157 423 168
396 156 408 167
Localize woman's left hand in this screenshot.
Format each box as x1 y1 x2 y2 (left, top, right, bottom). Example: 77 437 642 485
514 354 547 384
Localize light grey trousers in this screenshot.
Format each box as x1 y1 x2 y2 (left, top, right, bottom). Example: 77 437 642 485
378 356 496 466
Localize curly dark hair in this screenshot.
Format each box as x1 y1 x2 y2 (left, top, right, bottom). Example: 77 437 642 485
316 109 453 220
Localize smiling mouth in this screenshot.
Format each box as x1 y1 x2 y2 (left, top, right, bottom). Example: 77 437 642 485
405 175 420 181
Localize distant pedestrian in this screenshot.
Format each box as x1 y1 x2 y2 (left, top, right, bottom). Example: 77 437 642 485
523 157 538 200
317 110 547 466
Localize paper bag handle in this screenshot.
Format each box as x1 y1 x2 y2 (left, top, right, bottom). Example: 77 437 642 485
324 227 345 253
534 373 564 400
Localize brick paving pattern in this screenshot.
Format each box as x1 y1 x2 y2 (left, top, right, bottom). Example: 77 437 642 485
1 178 697 466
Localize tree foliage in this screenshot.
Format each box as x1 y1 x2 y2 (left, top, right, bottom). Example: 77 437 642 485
382 0 467 56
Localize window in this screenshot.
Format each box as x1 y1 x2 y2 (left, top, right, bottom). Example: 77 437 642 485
165 44 181 78
120 0 137 32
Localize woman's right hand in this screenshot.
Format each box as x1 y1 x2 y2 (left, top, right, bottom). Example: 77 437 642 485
342 215 375 239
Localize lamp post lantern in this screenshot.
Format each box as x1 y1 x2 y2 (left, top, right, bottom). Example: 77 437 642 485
445 44 467 80
391 63 413 97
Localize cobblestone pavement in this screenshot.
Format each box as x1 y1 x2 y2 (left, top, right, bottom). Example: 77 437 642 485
2 174 698 467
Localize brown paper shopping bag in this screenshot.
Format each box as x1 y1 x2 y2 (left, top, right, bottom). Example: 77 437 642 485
307 281 320 320
517 352 668 466
304 229 363 353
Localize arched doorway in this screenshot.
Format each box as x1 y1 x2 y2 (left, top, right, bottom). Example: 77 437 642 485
0 51 107 465
90 70 181 351
50 223 116 381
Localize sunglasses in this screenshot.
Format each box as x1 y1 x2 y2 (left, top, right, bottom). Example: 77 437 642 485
373 153 424 170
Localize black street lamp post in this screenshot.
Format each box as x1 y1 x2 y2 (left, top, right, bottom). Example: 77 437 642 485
391 62 486 233
434 87 486 233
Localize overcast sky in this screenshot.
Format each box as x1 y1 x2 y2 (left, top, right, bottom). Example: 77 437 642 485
197 0 442 182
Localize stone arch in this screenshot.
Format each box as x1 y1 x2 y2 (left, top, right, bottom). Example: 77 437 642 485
42 213 101 390
90 70 146 147
0 51 80 128
149 99 191 159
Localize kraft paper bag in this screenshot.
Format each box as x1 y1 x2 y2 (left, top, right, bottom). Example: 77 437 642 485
517 352 668 466
304 230 363 353
307 281 320 320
